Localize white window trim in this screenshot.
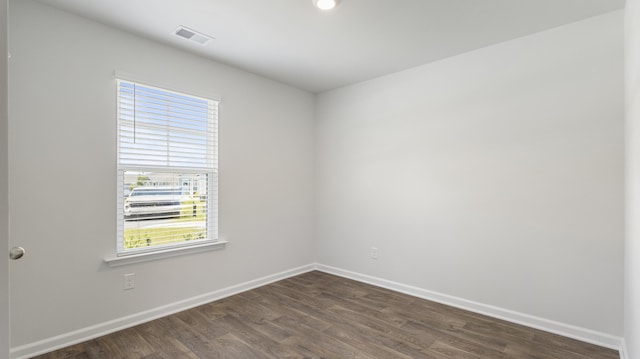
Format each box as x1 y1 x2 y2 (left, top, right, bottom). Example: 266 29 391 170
104 240 227 267
113 71 222 102
110 74 223 262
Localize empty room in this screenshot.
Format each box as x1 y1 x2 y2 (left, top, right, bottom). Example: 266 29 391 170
1 0 640 358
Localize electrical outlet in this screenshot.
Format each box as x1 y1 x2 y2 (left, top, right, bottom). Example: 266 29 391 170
123 273 136 290
371 247 379 260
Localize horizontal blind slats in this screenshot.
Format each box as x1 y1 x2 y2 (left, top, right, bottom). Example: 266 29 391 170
120 83 211 107
117 79 218 169
118 110 218 126
117 79 218 255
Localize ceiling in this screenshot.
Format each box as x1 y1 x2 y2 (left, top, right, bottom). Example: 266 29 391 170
36 0 624 93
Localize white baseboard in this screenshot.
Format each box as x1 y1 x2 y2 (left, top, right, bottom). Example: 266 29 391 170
315 264 624 354
11 263 625 359
620 339 629 359
10 264 316 359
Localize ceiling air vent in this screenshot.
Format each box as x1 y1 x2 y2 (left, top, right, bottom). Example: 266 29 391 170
174 26 213 45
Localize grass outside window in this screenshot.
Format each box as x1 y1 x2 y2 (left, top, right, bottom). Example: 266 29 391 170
123 199 207 249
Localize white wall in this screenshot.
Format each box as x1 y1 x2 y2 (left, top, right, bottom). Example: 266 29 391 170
7 0 627 354
316 11 624 337
8 0 315 350
1 0 10 357
625 0 640 356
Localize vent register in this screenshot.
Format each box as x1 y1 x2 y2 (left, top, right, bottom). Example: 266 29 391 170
175 26 213 45
174 0 336 46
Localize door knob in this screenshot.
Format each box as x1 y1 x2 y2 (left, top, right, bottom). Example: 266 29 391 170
9 246 25 260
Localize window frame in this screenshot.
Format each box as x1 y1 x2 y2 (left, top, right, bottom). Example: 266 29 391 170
114 76 220 258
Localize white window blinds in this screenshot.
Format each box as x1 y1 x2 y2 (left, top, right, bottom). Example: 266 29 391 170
117 80 218 170
116 79 219 255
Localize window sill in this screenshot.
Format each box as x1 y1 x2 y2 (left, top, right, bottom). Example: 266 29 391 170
104 241 227 267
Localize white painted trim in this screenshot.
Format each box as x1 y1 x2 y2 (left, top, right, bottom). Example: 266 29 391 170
619 339 629 359
104 240 228 267
10 263 626 358
10 264 315 359
315 264 625 354
113 70 222 102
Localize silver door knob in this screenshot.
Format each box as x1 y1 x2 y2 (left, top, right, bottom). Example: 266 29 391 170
9 247 25 260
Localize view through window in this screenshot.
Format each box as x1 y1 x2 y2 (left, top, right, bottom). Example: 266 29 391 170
116 79 218 255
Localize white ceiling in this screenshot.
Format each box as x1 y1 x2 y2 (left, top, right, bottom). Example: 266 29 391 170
36 0 624 93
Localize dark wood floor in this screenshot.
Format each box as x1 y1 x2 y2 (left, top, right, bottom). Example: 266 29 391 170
34 271 619 359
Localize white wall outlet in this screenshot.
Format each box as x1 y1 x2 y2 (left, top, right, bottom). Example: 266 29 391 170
371 247 379 260
123 273 136 290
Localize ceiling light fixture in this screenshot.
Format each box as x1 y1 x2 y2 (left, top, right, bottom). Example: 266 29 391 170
313 0 339 10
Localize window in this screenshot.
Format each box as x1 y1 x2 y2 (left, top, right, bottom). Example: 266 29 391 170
116 79 218 256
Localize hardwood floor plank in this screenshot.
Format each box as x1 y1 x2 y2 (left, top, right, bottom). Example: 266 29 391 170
279 335 339 359
273 315 375 358
329 291 410 328
33 271 620 359
427 341 489 359
326 304 434 347
134 318 200 359
531 331 619 359
33 343 86 359
206 314 295 358
90 328 156 359
321 317 434 359
320 323 416 359
172 310 228 341
210 333 273 359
